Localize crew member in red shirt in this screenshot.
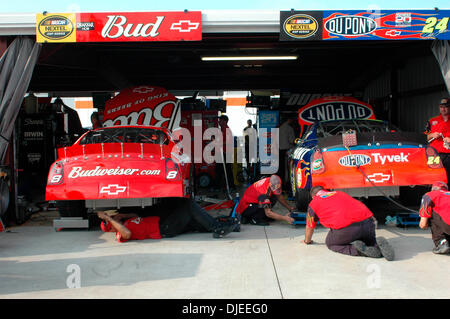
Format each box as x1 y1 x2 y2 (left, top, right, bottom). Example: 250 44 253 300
302 186 394 261
419 181 450 255
426 97 450 184
97 198 237 242
236 175 295 226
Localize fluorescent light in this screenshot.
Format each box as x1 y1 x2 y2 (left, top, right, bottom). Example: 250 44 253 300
201 56 298 61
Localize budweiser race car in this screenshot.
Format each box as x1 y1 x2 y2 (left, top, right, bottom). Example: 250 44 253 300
46 125 192 216
46 86 192 217
288 96 447 211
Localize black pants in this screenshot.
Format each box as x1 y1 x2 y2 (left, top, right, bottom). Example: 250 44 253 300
439 153 450 185
145 198 219 238
277 150 288 188
241 195 278 222
215 157 235 189
325 218 377 256
429 212 450 246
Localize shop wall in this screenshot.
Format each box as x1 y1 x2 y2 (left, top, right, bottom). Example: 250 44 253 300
396 54 448 132
364 53 448 133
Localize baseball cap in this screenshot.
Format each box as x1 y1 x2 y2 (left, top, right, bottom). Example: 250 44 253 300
269 175 282 195
432 181 448 190
439 98 449 106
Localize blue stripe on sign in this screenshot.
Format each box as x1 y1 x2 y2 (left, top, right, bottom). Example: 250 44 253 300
325 144 422 151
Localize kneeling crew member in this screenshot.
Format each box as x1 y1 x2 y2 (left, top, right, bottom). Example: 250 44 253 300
419 181 450 255
302 186 394 261
98 198 237 242
236 175 295 226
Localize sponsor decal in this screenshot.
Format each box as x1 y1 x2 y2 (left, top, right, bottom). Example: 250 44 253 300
280 11 323 41
395 13 412 26
24 119 45 125
77 21 95 31
312 159 323 170
318 191 336 198
36 13 76 42
298 96 375 127
339 154 371 167
76 11 202 42
68 166 160 178
323 10 450 40
283 14 319 39
170 20 200 32
371 152 409 164
280 92 352 107
100 184 127 195
37 11 202 43
325 15 377 36
367 173 391 183
103 86 180 130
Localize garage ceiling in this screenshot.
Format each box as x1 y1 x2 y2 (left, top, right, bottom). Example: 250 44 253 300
28 33 435 95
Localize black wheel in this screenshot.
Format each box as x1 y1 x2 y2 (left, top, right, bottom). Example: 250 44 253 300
198 173 212 188
295 188 311 212
55 200 87 218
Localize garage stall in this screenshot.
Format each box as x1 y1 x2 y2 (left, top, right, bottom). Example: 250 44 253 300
0 9 449 228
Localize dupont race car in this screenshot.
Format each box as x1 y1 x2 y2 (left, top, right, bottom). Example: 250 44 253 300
46 125 193 217
288 96 447 211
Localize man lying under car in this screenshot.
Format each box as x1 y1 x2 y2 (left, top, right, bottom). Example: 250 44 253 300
97 198 238 242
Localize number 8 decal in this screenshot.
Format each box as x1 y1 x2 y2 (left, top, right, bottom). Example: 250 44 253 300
167 171 178 179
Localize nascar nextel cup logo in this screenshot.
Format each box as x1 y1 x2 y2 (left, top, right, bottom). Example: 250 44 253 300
38 15 74 40
325 15 377 36
300 102 373 124
283 14 319 38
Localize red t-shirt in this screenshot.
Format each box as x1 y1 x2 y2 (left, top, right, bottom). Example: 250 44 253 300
419 190 450 224
307 190 373 229
428 115 450 153
117 216 162 242
236 177 274 214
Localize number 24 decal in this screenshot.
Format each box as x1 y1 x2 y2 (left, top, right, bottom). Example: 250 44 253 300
422 17 449 34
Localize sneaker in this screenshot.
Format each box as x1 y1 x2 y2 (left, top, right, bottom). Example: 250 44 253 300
432 239 450 255
352 240 382 258
212 221 237 238
249 218 269 226
376 237 395 261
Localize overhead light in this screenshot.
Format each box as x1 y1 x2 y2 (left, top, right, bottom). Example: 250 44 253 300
201 56 298 61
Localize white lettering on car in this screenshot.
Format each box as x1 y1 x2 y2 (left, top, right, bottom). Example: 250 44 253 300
68 166 160 178
371 152 409 165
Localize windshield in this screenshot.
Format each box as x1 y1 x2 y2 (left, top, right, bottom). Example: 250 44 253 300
79 127 171 145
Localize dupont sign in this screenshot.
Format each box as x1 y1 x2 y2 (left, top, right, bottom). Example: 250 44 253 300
298 96 375 127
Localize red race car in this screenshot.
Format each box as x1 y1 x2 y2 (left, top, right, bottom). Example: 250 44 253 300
288 96 448 211
46 125 193 216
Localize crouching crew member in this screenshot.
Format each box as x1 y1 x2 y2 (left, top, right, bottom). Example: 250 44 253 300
236 175 295 226
419 181 450 255
97 198 237 242
302 186 394 261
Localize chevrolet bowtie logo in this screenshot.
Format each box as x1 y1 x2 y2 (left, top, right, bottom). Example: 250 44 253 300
386 30 402 37
132 86 155 94
170 20 200 33
367 173 391 183
100 184 127 195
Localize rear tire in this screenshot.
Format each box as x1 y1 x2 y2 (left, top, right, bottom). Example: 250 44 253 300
295 188 311 212
55 200 87 218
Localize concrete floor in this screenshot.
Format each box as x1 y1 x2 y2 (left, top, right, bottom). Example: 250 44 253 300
0 206 449 299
